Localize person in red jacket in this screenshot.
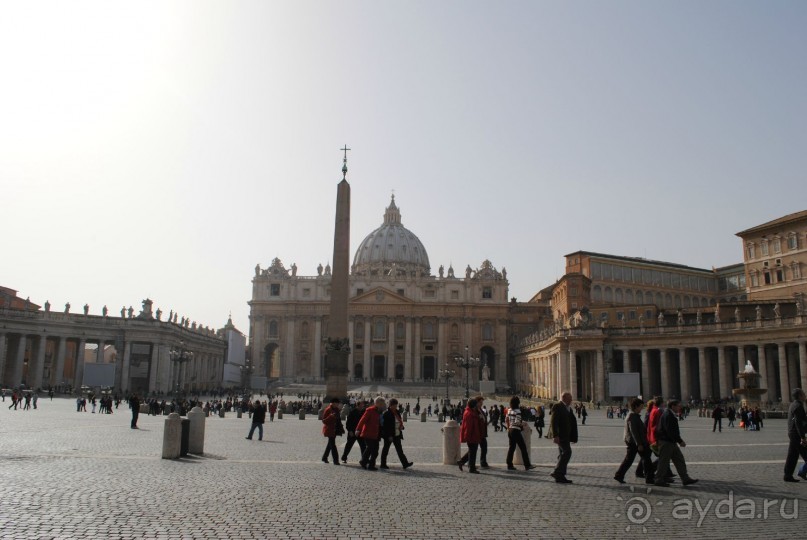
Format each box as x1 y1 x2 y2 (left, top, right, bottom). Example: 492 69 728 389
321 398 344 465
356 397 385 471
459 398 482 474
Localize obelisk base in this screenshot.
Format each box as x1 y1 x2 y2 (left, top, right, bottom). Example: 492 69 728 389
325 348 349 401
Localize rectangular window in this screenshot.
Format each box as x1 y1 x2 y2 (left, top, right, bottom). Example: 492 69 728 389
424 289 435 298
425 345 434 351
397 289 405 296
482 287 492 299
788 236 798 250
764 272 771 285
617 312 624 321
450 290 459 300
613 266 623 281
302 288 311 297
761 242 769 256
794 264 802 279
751 273 759 287
356 288 364 295
747 244 755 259
774 238 782 253
270 284 280 296
629 310 637 320
776 269 784 282
645 309 653 320
569 287 578 296
355 344 363 351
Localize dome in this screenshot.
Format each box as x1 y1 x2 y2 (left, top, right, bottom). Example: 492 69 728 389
352 196 431 277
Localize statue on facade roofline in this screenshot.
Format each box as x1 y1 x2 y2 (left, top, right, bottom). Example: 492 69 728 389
317 263 323 276
83 304 89 315
156 308 162 321
774 302 781 318
466 265 472 279
128 306 134 318
291 263 297 277
657 312 666 326
121 306 126 318
44 300 50 312
102 305 108 317
65 302 70 314
439 265 444 278
255 263 260 276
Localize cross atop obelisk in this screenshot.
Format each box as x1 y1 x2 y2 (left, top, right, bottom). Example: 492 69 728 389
325 147 352 400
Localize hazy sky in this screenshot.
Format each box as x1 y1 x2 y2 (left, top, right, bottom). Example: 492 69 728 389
2 2 805 334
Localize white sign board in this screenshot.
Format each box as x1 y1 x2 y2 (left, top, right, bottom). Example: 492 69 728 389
609 372 641 398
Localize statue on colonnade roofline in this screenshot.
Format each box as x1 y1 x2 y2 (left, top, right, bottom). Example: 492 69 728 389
448 265 455 278
156 308 162 321
83 304 89 315
466 265 472 278
439 265 444 278
64 302 70 314
128 306 134 318
102 305 108 317
121 306 126 318
44 300 50 312
291 263 297 277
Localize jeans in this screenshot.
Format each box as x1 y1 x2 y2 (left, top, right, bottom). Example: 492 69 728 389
247 422 263 440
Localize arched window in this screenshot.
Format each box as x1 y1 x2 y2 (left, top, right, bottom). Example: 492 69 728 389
593 285 602 302
354 320 364 339
655 293 663 306
604 287 613 302
268 320 279 339
615 288 624 303
625 289 634 303
636 291 644 304
301 321 309 338
674 295 682 308
423 321 435 339
451 323 459 339
373 319 386 339
664 294 672 308
396 322 405 339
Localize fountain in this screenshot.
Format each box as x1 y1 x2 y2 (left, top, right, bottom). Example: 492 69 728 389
732 360 767 409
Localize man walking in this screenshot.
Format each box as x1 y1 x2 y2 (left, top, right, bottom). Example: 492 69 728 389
380 398 413 469
341 400 367 463
356 397 385 471
614 398 654 484
551 392 578 483
784 388 807 482
245 400 266 441
654 400 698 487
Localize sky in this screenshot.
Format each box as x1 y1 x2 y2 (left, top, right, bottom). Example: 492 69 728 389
1 2 806 335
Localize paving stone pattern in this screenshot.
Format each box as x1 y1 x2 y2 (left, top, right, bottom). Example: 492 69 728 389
0 399 804 539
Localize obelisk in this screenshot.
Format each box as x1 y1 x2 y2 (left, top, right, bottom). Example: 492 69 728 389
324 146 352 400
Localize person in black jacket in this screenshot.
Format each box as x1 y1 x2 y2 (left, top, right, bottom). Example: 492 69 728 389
129 394 140 429
245 400 266 440
341 400 367 463
614 398 654 484
784 388 807 482
550 392 578 483
654 400 698 487
380 399 413 469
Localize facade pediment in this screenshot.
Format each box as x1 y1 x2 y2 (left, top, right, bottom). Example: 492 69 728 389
350 287 415 305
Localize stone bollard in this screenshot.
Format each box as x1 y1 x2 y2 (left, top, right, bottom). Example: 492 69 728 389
420 411 427 422
278 410 283 420
237 409 242 419
441 419 461 465
402 411 408 422
318 408 324 421
219 409 225 418
438 413 445 423
140 403 149 414
298 409 305 420
512 424 533 466
188 406 205 455
162 413 182 459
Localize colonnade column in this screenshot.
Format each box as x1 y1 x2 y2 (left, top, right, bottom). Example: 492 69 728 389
595 349 605 403
285 319 296 379
31 335 47 390
363 320 371 380
568 348 577 398
640 348 650 399
778 342 790 404
149 344 159 393
737 346 746 381
660 349 671 400
756 345 768 402
121 342 131 393
717 346 729 400
53 336 67 388
697 347 709 400
437 319 447 381
799 341 807 391
74 339 86 389
679 348 690 401
622 349 631 372
314 318 323 380
97 340 106 363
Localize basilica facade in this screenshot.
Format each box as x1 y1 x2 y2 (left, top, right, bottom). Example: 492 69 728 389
248 196 523 389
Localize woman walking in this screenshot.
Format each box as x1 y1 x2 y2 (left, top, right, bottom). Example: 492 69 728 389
459 399 482 474
505 396 536 471
321 398 344 465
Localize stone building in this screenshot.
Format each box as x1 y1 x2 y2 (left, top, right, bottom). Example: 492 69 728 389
514 210 807 407
0 295 229 395
249 196 518 388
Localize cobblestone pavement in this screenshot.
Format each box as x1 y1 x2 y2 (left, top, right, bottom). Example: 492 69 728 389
0 398 804 539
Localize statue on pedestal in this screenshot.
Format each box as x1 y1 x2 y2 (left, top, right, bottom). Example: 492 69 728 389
127 306 134 318
291 263 297 277
481 363 490 381
657 312 666 326
756 305 762 320
102 305 108 317
439 265 444 278
64 302 71 314
83 304 89 315
774 302 781 318
317 263 323 276
156 308 162 321
677 309 684 326
44 300 50 312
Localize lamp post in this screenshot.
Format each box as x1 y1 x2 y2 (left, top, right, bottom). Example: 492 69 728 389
454 345 480 399
169 341 194 401
439 365 456 406
239 362 253 397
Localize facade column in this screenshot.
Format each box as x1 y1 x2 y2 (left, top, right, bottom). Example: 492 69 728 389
413 318 421 380
778 342 791 405
595 348 605 403
53 336 67 388
660 348 671 400
31 335 47 390
640 348 651 399
717 346 729 400
678 348 690 401
0 333 6 387
97 340 106 363
74 339 86 389
437 319 447 382
314 318 323 380
622 349 631 372
404 318 412 381
799 341 807 392
363 320 371 380
387 320 396 380
284 319 296 379
559 350 569 396
11 335 27 387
